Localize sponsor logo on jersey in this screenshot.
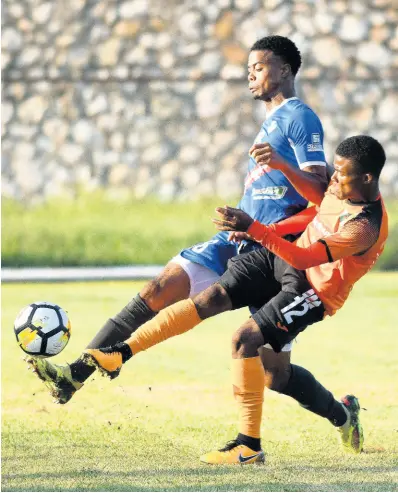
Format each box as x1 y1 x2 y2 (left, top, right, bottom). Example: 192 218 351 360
251 186 288 200
307 133 323 152
281 289 322 324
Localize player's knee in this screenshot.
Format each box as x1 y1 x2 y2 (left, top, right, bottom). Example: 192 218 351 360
194 283 231 319
140 278 166 312
140 264 190 312
232 322 263 358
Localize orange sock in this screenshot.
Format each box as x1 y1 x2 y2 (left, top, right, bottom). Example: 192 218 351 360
125 299 202 355
232 356 265 439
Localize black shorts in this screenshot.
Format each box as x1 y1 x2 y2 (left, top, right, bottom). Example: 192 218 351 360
218 247 325 353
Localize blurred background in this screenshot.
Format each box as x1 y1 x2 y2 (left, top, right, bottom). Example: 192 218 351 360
2 0 398 271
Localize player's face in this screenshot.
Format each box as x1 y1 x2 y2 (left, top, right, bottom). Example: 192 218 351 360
247 50 286 101
330 155 367 202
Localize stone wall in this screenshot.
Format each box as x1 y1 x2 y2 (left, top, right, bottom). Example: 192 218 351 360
2 0 398 203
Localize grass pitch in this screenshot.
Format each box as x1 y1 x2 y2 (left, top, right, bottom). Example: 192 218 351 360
2 274 398 491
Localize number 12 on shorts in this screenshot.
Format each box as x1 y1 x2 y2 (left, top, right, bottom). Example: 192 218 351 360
281 289 322 324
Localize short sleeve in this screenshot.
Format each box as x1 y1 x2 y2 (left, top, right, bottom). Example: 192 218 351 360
288 111 327 170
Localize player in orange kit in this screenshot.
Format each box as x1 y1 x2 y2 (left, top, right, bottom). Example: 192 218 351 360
84 135 388 463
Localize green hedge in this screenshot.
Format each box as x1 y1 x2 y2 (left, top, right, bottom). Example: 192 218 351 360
1 193 227 267
2 193 397 270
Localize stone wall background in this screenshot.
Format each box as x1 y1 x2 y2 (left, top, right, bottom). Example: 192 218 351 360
2 0 398 203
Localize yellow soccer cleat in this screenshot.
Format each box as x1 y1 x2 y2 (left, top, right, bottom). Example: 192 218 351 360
200 440 265 465
25 357 83 404
82 348 123 380
337 394 364 454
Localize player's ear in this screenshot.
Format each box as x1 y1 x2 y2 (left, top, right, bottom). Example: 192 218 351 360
281 63 291 78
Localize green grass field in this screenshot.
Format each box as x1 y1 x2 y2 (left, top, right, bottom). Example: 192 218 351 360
2 275 398 491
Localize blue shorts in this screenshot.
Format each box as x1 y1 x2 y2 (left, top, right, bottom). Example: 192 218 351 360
179 231 263 276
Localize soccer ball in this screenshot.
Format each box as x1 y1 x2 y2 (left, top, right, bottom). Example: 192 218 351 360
14 301 71 358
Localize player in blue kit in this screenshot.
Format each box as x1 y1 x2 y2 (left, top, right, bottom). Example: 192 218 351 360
181 96 327 275
26 36 329 404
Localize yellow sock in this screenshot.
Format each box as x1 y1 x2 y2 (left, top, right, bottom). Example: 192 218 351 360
232 356 265 439
125 299 202 355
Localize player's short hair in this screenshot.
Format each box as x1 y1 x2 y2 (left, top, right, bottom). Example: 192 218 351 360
251 35 302 76
336 135 386 179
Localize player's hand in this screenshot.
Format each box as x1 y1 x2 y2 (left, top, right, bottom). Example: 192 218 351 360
212 206 254 232
249 143 287 171
228 231 254 243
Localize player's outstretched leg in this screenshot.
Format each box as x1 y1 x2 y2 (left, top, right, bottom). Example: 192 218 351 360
25 293 156 402
337 394 364 453
82 342 130 379
83 298 204 378
26 263 191 403
84 284 232 380
25 357 83 404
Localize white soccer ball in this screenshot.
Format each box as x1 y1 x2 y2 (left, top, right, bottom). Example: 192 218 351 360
14 301 71 358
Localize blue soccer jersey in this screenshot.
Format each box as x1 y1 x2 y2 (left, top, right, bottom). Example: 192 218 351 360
180 97 327 275
238 97 326 224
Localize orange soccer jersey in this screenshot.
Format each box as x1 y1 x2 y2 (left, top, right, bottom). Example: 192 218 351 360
296 190 388 315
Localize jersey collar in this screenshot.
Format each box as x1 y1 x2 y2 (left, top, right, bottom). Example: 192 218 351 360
265 97 299 120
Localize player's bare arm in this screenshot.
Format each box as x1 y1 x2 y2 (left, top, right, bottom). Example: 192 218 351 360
249 142 328 205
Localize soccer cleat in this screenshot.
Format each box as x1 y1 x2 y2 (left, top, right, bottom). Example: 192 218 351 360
82 348 123 380
200 440 265 465
25 357 83 404
337 394 364 454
